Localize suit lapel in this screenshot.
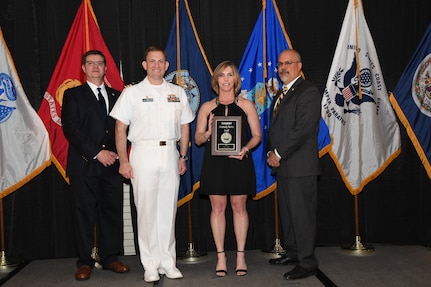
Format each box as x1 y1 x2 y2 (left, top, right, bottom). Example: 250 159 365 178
83 83 99 106
270 77 303 124
83 83 109 119
105 87 119 112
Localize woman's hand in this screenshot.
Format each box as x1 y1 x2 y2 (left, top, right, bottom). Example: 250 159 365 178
229 146 249 161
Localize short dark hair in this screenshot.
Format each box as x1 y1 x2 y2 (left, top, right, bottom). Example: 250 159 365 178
143 46 166 61
82 50 106 65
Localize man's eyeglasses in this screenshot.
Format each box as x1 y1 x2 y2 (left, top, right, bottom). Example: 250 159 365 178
85 61 105 67
277 61 300 67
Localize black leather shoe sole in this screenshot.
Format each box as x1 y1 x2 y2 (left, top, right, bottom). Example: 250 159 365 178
269 255 298 265
283 266 317 280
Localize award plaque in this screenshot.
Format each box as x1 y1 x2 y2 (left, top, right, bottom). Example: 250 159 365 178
211 116 242 156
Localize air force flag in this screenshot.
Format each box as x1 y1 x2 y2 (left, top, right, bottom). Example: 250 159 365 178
238 0 291 199
239 0 331 199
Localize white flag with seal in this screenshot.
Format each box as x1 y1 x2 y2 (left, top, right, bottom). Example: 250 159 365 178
0 28 51 198
321 0 401 195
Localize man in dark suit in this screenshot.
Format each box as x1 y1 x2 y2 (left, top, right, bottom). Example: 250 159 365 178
62 50 129 281
267 49 321 280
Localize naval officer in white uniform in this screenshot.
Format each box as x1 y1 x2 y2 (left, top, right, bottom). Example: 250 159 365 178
110 46 194 283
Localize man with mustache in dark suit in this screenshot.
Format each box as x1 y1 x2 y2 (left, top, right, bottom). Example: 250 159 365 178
267 49 320 280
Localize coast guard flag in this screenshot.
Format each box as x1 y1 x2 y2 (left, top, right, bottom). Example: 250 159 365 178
321 0 401 195
37 0 124 181
165 0 215 206
238 0 331 199
0 28 51 198
390 23 431 178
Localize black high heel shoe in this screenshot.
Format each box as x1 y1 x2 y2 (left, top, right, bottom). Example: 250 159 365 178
235 250 248 276
216 251 227 277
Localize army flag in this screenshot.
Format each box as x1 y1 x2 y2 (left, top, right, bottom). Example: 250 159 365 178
0 28 51 198
37 0 124 181
321 0 401 195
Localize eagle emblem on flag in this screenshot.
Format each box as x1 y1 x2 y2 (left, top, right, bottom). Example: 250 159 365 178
331 54 376 115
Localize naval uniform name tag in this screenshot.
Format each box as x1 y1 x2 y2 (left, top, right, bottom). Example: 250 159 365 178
142 96 154 102
211 116 241 156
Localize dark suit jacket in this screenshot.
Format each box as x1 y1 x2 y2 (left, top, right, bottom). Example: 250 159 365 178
62 83 120 176
267 77 321 177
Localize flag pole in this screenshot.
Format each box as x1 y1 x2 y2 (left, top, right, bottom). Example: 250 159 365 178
259 0 285 258
174 0 206 263
342 194 374 254
262 188 285 257
177 201 207 263
91 225 102 268
341 0 373 255
84 0 102 266
354 0 363 100
176 0 182 85
0 199 19 269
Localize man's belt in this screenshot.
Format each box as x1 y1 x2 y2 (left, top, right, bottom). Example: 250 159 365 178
133 140 177 146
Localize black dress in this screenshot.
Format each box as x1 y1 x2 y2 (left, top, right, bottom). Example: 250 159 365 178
199 99 256 195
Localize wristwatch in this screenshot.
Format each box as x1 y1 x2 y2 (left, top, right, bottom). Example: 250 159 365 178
179 154 188 161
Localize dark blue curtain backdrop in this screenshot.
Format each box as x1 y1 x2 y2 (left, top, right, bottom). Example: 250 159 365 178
1 0 430 259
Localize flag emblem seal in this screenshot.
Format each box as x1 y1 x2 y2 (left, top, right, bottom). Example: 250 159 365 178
0 72 17 123
56 78 82 107
165 69 200 114
412 54 431 116
241 75 279 116
329 54 376 116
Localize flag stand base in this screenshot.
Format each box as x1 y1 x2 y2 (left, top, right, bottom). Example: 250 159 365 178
262 239 286 258
91 247 102 268
341 236 374 256
178 243 207 263
0 251 19 269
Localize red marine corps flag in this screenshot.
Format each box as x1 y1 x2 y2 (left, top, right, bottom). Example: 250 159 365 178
37 0 124 180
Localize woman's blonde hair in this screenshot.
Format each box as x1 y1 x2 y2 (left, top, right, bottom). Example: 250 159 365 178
211 61 242 94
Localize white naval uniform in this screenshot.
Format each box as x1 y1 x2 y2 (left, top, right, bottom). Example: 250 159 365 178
110 77 194 273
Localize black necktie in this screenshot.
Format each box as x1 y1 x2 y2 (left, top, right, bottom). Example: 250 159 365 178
97 87 107 117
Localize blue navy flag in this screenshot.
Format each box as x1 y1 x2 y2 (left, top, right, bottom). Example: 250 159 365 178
390 22 431 178
238 0 331 199
165 0 215 206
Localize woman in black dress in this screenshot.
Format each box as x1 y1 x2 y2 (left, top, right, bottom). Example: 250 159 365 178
195 61 261 277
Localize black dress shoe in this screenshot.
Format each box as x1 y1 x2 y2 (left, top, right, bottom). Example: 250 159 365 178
283 265 317 280
268 254 298 265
